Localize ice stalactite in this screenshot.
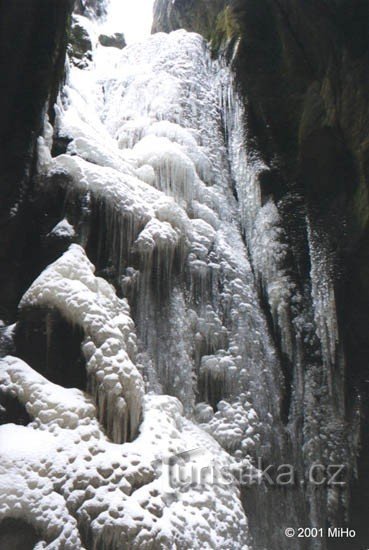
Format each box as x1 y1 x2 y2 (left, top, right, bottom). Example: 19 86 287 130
218 63 301 376
306 218 341 373
219 54 344 404
217 64 264 243
41 29 285 443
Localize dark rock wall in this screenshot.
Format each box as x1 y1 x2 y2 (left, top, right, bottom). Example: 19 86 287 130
15 307 87 391
0 0 74 322
0 518 40 549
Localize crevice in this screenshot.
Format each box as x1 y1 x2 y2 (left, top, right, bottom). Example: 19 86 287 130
15 306 87 391
0 390 32 426
0 517 41 550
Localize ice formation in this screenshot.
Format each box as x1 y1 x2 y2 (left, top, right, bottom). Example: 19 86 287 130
0 356 248 548
20 244 144 444
0 2 348 546
0 24 263 546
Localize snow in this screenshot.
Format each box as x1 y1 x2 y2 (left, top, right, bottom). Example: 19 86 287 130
0 356 249 549
0 18 295 550
47 218 76 239
20 244 144 444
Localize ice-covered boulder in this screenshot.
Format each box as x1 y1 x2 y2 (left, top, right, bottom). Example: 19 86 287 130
18 244 144 444
0 356 249 549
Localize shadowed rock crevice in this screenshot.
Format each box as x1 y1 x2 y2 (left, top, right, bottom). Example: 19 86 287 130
0 518 41 550
0 0 73 321
0 391 32 426
15 307 87 391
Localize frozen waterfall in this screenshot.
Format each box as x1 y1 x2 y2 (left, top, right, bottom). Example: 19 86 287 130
0 6 352 550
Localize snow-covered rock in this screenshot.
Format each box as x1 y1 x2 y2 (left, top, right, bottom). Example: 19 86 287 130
0 356 249 549
20 244 144 444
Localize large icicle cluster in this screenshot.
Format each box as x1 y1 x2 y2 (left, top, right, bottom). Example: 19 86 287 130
32 28 286 450
218 60 344 385
218 65 299 370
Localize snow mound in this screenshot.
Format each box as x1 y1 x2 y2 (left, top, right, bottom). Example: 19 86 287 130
20 244 144 444
47 218 76 239
0 356 249 549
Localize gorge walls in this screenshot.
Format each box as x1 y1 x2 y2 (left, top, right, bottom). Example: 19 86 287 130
0 0 368 548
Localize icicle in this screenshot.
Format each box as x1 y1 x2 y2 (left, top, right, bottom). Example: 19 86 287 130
307 217 340 374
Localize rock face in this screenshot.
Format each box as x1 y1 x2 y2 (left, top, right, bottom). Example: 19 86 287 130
152 0 369 548
69 15 93 66
98 32 126 49
0 518 40 549
74 0 108 19
0 1 74 322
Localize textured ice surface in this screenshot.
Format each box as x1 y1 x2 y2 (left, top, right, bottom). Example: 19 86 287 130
48 30 283 429
1 23 289 550
0 356 248 549
21 244 144 444
1 4 351 545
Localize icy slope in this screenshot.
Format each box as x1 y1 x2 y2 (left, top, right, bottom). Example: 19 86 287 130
0 355 248 548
